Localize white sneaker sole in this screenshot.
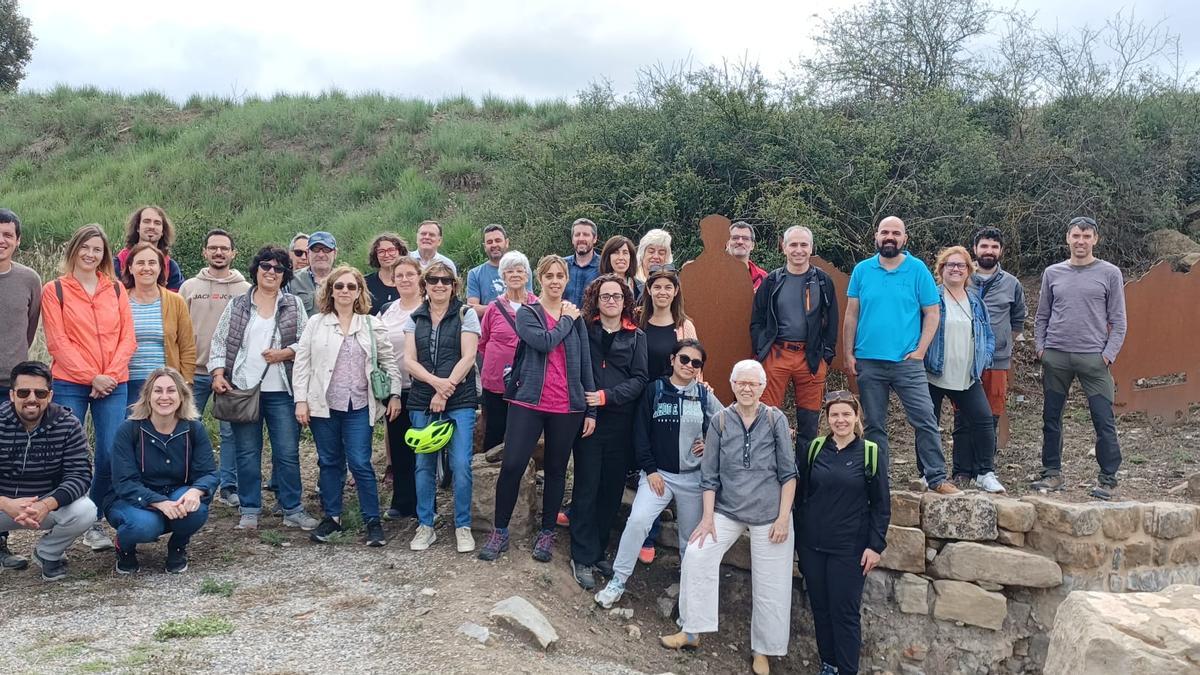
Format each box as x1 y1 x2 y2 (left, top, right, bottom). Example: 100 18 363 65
411 535 436 551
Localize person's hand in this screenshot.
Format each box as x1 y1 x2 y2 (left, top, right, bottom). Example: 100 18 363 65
1103 356 1112 366
903 349 925 361
0 496 35 520
212 372 232 394
689 517 717 548
152 500 188 520
584 391 603 407
177 489 203 513
429 394 446 413
581 417 596 437
647 472 666 497
845 354 857 373
295 402 310 427
861 548 881 575
261 348 291 364
434 378 457 398
1036 350 1044 360
690 438 704 457
560 301 580 320
768 516 790 544
386 397 403 421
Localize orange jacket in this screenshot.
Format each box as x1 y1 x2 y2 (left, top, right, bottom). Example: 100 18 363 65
41 275 137 385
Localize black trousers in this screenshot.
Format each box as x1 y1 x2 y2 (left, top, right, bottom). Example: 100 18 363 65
569 411 633 565
800 547 866 675
481 389 509 453
495 405 584 531
385 392 415 515
925 380 996 477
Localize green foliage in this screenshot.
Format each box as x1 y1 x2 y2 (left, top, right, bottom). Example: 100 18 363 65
198 578 237 597
0 0 34 92
153 616 234 641
258 530 285 547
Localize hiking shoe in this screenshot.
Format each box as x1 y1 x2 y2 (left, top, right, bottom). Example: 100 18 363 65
270 504 284 517
973 472 1006 493
818 663 838 675
382 508 411 521
477 529 509 561
282 510 320 531
115 547 139 575
931 481 961 495
365 519 387 547
595 578 626 609
33 551 68 581
752 654 770 675
1031 474 1065 492
455 527 475 553
165 546 189 574
556 510 570 528
0 536 29 570
1091 474 1119 501
572 560 596 590
531 529 556 562
594 559 614 578
215 486 240 507
410 525 437 551
639 545 656 565
235 514 259 530
952 473 973 489
660 631 700 650
309 517 344 543
83 523 114 551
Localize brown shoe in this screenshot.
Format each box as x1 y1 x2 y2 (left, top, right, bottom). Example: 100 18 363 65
752 654 770 674
660 631 700 650
932 481 962 495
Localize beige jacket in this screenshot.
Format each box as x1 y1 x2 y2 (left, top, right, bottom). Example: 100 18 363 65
292 312 404 423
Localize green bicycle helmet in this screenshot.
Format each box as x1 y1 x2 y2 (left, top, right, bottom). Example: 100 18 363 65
405 418 456 454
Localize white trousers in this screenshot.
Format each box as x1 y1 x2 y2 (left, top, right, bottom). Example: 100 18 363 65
611 470 704 583
679 511 795 656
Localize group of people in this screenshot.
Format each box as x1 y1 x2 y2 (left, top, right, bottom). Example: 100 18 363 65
0 204 1127 675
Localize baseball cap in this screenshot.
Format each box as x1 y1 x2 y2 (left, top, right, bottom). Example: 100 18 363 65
308 231 337 250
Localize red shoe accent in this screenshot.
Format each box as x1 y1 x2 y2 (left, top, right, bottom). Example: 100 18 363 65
556 511 570 528
639 546 656 564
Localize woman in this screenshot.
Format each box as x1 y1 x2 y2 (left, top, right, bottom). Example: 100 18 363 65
798 391 890 675
635 228 673 283
478 255 596 563
478 251 537 453
120 242 197 405
595 339 721 608
41 224 136 552
113 205 185 291
663 360 796 675
208 245 320 532
637 266 698 380
105 368 218 575
922 246 1001 492
402 262 479 553
569 274 648 590
599 235 641 298
294 266 404 547
364 233 409 315
380 257 423 520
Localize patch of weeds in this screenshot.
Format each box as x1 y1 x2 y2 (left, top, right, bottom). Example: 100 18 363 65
122 644 157 667
536 572 553 588
1128 453 1148 465
323 529 357 545
219 548 238 563
75 660 113 673
198 578 237 597
153 616 234 641
41 643 87 660
259 530 285 547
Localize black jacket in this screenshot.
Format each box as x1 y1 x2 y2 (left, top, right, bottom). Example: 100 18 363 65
797 435 890 556
586 319 648 414
0 402 92 507
106 418 219 512
750 266 839 373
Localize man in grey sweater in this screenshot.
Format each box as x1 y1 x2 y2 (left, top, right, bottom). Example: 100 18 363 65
1032 217 1127 499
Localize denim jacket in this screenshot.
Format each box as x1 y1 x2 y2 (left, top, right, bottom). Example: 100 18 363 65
924 285 995 383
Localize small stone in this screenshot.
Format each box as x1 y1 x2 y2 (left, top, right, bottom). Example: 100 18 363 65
891 491 923 527
420 587 438 597
624 624 641 639
656 596 676 619
665 583 680 599
1098 503 1141 540
1144 503 1198 540
902 643 929 661
610 608 634 620
1024 497 1101 536
996 529 1025 547
932 580 1007 630
922 494 998 541
993 498 1036 532
879 525 926 573
926 547 937 562
895 573 929 614
1026 531 1109 569
729 644 738 652
489 596 560 649
978 581 1004 592
458 622 491 645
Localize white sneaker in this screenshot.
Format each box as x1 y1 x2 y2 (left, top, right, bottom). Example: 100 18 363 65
918 477 929 491
282 510 320 531
235 514 259 530
594 578 626 609
410 525 437 551
83 523 114 551
455 527 475 553
973 472 1006 493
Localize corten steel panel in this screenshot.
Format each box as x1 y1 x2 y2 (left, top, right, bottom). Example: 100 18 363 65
811 256 852 385
1109 262 1200 422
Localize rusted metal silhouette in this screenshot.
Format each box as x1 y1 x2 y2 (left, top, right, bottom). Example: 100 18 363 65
1110 262 1200 422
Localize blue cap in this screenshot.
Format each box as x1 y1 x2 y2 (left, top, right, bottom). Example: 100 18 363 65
308 231 337 250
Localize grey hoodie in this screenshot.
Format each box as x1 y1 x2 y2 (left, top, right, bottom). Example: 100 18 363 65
971 263 1027 369
179 268 251 376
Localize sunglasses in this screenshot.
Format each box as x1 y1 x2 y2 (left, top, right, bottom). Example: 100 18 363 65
333 282 359 292
425 276 455 286
676 354 704 368
824 390 856 404
598 293 624 303
292 249 308 257
259 262 287 274
14 388 51 400
1069 216 1097 227
649 263 677 274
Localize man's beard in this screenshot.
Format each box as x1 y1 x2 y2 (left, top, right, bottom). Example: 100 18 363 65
977 254 998 270
878 241 900 258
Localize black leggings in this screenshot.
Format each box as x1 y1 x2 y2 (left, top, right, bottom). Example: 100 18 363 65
385 391 415 515
481 389 509 453
800 547 866 674
494 405 583 531
569 411 632 564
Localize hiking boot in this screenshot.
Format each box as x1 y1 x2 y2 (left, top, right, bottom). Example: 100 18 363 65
952 473 973 490
455 527 475 553
1031 474 1065 492
215 486 240 507
83 523 114 551
973 472 1006 494
282 509 320 531
309 517 344 543
33 551 68 581
115 547 139 575
595 578 626 608
0 536 29 571
165 546 189 574
235 514 259 530
572 560 596 590
639 545 656 565
477 529 509 561
365 519 387 547
660 631 700 650
1091 474 1119 501
531 529 556 562
818 663 838 675
930 481 961 495
593 559 614 578
752 654 770 675
410 525 437 551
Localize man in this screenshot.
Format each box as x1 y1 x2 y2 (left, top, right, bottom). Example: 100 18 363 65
1032 217 1127 500
750 226 839 454
179 229 251 508
467 224 531 317
0 361 97 580
113 205 185 290
563 217 600 307
289 230 337 316
949 227 1027 475
844 217 960 495
727 221 768 290
409 220 458 274
0 208 43 570
289 232 310 271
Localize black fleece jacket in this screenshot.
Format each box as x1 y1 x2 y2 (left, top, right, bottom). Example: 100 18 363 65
586 319 648 413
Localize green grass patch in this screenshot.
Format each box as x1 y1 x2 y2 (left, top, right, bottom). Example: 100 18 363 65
198 578 237 597
153 616 234 641
258 530 286 547
75 660 113 673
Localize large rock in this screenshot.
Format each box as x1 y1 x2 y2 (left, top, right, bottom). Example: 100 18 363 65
1024 496 1102 536
891 491 922 527
930 542 1063 588
922 494 998 541
1147 228 1200 257
471 453 538 537
1143 503 1197 540
1026 531 1110 569
879 525 926 573
1099 503 1142 540
932 580 1007 630
489 596 559 648
895 573 930 614
992 498 1036 533
1045 584 1200 674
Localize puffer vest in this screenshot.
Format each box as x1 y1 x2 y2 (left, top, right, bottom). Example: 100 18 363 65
408 298 478 412
225 288 300 383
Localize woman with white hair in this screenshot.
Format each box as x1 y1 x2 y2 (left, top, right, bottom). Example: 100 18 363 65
662 359 797 675
635 228 673 283
478 251 537 452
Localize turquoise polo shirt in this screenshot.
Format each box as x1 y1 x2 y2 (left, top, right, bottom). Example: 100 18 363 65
848 252 939 362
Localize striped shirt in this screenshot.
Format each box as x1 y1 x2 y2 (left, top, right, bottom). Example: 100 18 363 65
130 297 166 380
0 402 92 506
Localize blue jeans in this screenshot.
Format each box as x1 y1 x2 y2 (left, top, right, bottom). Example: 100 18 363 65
854 358 948 487
53 380 127 519
106 486 211 552
410 408 475 528
191 374 238 490
230 391 304 516
311 406 379 521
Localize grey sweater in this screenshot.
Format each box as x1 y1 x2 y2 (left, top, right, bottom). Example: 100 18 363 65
1035 259 1127 364
0 262 42 387
700 403 797 526
972 263 1027 369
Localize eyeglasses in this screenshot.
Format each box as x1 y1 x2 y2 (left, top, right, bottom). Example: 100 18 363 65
291 249 308 257
729 235 753 243
206 245 231 253
943 262 969 270
258 262 286 274
649 264 677 274
732 381 763 390
425 276 455 286
14 388 51 400
376 247 400 256
824 390 856 404
676 354 704 368
598 293 623 303
333 282 359 292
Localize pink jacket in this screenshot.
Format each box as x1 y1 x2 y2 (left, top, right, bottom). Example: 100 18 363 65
478 294 537 394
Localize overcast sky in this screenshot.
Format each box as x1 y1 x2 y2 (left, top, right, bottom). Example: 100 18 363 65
19 0 1200 102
